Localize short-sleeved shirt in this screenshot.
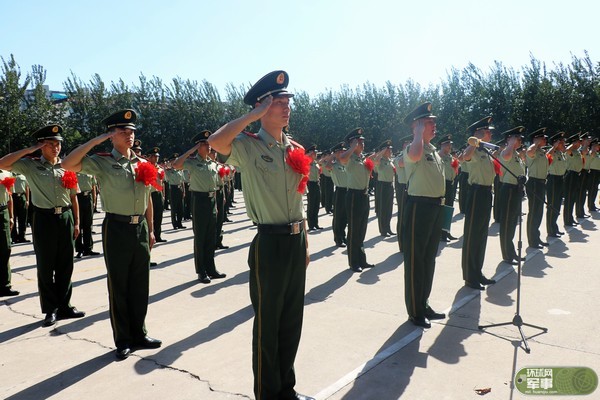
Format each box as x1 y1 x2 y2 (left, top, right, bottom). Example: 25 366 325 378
393 156 407 184
11 156 76 209
404 143 445 197
330 162 348 188
567 151 583 172
12 173 28 194
500 151 526 185
467 149 495 186
583 153 592 171
321 165 332 178
308 161 320 182
548 151 568 176
80 148 151 215
226 128 304 225
77 173 95 192
165 168 184 185
0 170 11 205
589 153 600 171
345 153 371 190
375 158 394 183
526 148 549 179
182 169 191 184
440 153 457 181
460 159 471 175
183 158 218 192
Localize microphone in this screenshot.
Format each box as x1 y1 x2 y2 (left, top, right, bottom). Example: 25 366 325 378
468 136 500 151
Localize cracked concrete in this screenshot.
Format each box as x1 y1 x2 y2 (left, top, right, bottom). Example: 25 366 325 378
1 191 599 399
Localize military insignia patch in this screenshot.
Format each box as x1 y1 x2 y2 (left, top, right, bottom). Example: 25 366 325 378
52 126 59 133
276 73 285 84
427 103 432 112
261 155 274 162
125 111 132 119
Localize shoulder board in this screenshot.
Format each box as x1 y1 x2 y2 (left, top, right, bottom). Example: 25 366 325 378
289 139 305 150
96 152 112 157
243 131 259 139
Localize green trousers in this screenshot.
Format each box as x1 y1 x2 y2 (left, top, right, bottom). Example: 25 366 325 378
1 207 12 289
32 208 74 313
461 185 492 283
526 178 546 246
169 185 184 228
499 183 521 261
546 175 564 235
306 181 320 229
75 192 94 253
395 183 407 252
402 198 443 318
151 191 164 241
563 171 579 225
102 217 150 347
332 187 347 246
346 189 369 268
191 193 217 275
249 230 307 400
11 193 27 242
376 181 394 235
216 187 225 246
576 170 589 216
458 172 469 214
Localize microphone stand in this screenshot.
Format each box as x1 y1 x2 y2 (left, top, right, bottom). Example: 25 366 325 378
477 145 548 354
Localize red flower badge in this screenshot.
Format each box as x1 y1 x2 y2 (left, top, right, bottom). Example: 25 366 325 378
546 153 553 165
451 157 459 175
61 171 78 189
135 161 162 191
492 159 503 176
286 148 312 193
364 158 374 173
0 177 16 193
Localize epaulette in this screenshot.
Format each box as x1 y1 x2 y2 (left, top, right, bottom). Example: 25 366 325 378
289 139 305 150
96 152 112 157
243 131 259 139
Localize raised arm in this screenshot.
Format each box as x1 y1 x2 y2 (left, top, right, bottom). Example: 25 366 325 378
62 133 115 172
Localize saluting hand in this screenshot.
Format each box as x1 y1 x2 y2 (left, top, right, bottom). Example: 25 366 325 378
414 119 426 137
249 95 273 121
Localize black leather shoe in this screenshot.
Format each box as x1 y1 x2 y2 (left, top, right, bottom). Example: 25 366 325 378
361 263 375 269
156 239 167 243
134 336 162 349
215 244 229 249
503 259 518 265
480 276 496 285
150 262 158 267
83 250 100 256
0 288 20 296
381 232 390 237
43 312 57 327
465 281 485 290
409 316 431 328
350 265 363 273
425 308 446 320
387 231 396 236
557 230 565 235
223 218 232 222
75 252 83 259
548 233 560 238
516 256 527 262
539 240 549 246
198 274 211 284
446 233 457 240
209 271 226 279
116 346 131 360
335 242 346 248
291 394 316 400
315 226 324 230
57 307 86 320
179 225 187 229
530 244 544 249
440 236 451 242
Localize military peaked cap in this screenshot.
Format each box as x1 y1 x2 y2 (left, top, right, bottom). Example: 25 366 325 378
103 109 137 131
33 124 64 141
243 70 294 106
345 127 365 143
467 116 495 135
528 127 547 141
403 102 436 125
192 130 212 144
501 126 526 139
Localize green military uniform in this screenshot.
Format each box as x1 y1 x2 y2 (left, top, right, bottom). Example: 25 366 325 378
0 169 16 295
320 161 334 213
344 128 373 271
588 140 600 211
75 172 96 256
563 135 584 226
182 168 192 220
393 136 411 253
498 127 527 262
306 146 321 230
374 140 395 236
576 134 593 217
10 173 28 243
461 117 497 288
329 144 348 247
546 132 568 236
182 131 223 282
165 164 185 229
148 148 166 243
457 155 470 214
215 162 227 248
525 128 550 247
437 135 458 241
402 103 446 327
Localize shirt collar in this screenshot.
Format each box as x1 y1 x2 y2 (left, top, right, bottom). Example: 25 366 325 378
40 155 61 166
111 148 139 162
258 128 291 150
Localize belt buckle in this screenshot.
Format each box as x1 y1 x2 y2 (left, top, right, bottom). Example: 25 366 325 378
130 215 140 224
54 207 62 214
290 222 300 235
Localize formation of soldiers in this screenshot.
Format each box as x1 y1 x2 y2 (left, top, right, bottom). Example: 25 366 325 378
1 70 600 400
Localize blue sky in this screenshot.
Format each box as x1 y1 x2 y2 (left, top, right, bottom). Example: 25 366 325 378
1 0 598 97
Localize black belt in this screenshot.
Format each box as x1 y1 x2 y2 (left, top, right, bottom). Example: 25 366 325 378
378 181 393 186
191 191 216 198
170 184 183 188
502 182 518 188
106 212 145 224
548 174 563 178
257 220 304 235
11 192 25 196
348 188 368 195
407 195 444 205
528 177 546 181
34 205 72 215
471 184 492 190
77 191 91 196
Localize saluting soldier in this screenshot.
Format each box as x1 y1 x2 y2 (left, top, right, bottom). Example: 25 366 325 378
148 147 167 243
461 117 497 290
211 150 229 249
182 168 192 220
402 102 447 329
173 131 226 284
373 139 395 237
0 125 84 326
525 128 550 248
320 154 334 214
498 126 527 264
10 172 29 243
437 134 458 241
306 145 323 231
131 139 142 156
457 146 470 214
393 136 411 252
75 171 100 258
0 169 18 296
338 128 375 273
588 137 600 211
327 143 348 247
563 133 583 226
546 132 567 237
62 109 161 360
492 138 506 223
577 133 594 218
164 155 186 230
208 70 314 400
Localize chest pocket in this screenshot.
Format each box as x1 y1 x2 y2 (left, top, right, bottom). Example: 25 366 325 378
109 164 133 189
254 156 279 190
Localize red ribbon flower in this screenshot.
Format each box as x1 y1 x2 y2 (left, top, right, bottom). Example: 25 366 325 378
546 153 553 165
286 148 312 193
0 177 16 193
218 166 227 178
159 169 165 180
492 159 503 176
451 157 459 175
61 171 78 189
135 161 162 191
364 158 374 173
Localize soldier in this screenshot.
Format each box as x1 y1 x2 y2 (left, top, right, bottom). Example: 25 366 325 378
338 128 375 273
373 139 395 236
0 125 84 326
588 137 600 212
326 143 348 247
182 168 192 221
164 155 186 230
211 150 229 249
563 134 583 226
148 147 167 243
75 171 100 258
498 126 527 264
306 145 322 231
393 136 411 252
131 139 142 156
457 146 470 214
320 153 334 214
62 109 161 360
461 117 497 290
10 172 29 244
1 169 18 296
546 132 567 237
208 70 314 400
577 133 594 218
401 102 446 329
437 134 458 241
492 138 506 223
525 128 550 249
173 131 226 284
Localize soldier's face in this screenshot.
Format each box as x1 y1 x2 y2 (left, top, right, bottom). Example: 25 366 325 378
41 139 61 159
112 128 135 148
264 96 291 127
197 142 210 158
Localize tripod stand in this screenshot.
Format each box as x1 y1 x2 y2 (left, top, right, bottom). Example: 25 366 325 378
477 145 547 354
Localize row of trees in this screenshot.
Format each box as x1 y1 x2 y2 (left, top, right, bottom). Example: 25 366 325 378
1 52 599 157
